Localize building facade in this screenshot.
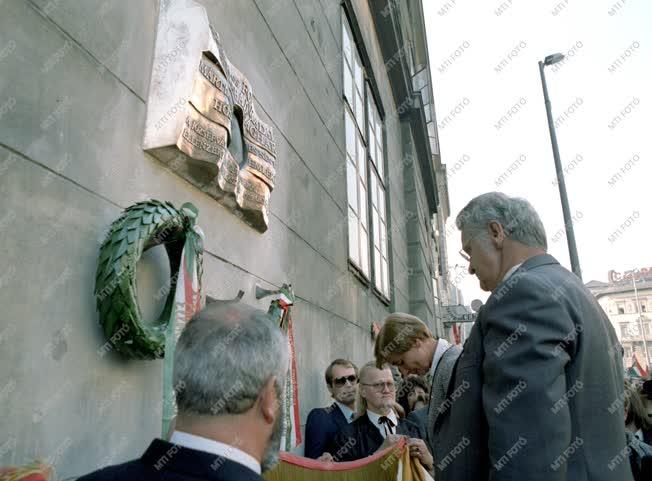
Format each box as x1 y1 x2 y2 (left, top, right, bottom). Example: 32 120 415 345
588 270 652 370
0 0 448 476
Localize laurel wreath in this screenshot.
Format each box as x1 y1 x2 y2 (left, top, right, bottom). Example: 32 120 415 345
94 200 203 359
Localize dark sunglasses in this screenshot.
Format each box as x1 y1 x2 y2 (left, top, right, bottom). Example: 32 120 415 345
333 375 358 386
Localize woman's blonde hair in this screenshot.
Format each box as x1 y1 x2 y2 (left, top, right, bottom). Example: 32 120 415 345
374 312 434 367
624 378 652 431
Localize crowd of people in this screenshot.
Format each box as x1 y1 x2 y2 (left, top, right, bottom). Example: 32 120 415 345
76 192 652 481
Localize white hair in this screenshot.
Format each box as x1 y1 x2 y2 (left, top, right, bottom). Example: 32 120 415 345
456 192 547 250
173 302 288 416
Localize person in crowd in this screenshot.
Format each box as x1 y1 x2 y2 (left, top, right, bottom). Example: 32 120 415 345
374 312 461 457
397 374 430 436
77 302 288 481
624 378 652 480
625 378 652 444
423 191 632 481
325 362 432 470
304 359 359 459
397 374 430 414
641 378 652 443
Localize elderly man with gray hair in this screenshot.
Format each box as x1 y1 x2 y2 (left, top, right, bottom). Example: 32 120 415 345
433 192 633 481
78 302 288 481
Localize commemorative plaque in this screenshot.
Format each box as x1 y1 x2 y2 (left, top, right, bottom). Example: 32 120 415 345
143 0 276 232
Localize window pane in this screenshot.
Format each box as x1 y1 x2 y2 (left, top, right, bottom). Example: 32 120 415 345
344 65 353 105
348 208 359 265
345 109 355 156
368 131 376 164
374 251 382 291
354 58 363 93
355 92 364 131
370 172 377 208
373 209 380 247
359 184 367 227
378 184 386 220
360 227 369 275
366 94 373 133
343 22 352 64
347 161 358 212
357 134 365 184
380 219 387 254
376 142 384 178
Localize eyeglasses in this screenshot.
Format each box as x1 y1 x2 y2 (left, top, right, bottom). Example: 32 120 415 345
333 375 358 386
361 381 396 391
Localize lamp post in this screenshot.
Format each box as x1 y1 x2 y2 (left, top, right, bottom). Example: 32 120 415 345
539 54 582 280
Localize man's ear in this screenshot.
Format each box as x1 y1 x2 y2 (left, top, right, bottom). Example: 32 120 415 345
260 376 279 425
327 383 334 397
488 221 505 247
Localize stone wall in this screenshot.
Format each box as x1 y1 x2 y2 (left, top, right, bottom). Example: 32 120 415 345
0 0 438 477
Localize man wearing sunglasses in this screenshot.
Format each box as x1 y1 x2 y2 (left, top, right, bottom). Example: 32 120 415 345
304 359 359 459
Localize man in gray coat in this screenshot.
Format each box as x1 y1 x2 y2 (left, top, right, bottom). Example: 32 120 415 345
432 192 632 481
374 312 462 458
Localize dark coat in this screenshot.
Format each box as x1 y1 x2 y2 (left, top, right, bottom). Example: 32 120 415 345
407 406 428 440
433 254 635 481
304 402 350 459
328 412 424 462
76 439 262 481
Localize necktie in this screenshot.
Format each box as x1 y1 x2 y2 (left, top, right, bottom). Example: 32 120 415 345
378 416 395 436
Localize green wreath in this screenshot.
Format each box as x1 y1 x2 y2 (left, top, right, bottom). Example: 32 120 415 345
94 200 203 359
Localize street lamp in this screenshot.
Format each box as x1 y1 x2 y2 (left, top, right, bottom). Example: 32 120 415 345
539 53 582 280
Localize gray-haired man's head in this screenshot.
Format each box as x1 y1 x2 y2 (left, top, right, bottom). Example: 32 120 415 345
456 192 547 292
173 301 288 472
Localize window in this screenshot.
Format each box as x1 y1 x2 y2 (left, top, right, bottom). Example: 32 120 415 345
342 11 390 299
617 302 625 314
620 324 629 339
342 19 365 134
345 108 369 275
624 346 632 359
641 303 647 312
367 87 389 298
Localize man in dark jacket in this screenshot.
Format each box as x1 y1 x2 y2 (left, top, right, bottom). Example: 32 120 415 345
77 302 288 481
327 362 432 470
432 192 634 481
304 359 358 459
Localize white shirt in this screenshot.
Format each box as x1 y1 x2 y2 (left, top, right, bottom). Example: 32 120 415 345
366 409 398 439
335 401 356 423
429 338 451 379
502 263 523 283
170 430 261 475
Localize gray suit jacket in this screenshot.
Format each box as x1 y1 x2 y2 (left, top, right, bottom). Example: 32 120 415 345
433 254 633 481
426 343 462 456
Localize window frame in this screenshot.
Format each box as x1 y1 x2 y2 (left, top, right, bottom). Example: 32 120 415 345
341 8 391 302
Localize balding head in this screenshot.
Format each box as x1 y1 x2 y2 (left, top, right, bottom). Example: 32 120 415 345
173 302 288 417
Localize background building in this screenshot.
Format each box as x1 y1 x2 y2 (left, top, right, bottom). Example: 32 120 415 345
0 0 450 476
588 268 652 371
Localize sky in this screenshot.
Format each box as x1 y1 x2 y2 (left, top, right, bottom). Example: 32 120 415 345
423 0 652 304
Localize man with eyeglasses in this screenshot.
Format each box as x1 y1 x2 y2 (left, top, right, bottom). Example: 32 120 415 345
433 192 631 481
326 362 432 470
304 359 359 459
